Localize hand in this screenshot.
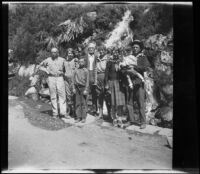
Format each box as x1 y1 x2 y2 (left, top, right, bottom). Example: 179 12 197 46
83 90 88 95
72 88 76 94
129 83 133 89
105 84 109 90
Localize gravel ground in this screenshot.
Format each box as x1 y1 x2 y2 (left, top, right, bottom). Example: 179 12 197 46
8 97 172 170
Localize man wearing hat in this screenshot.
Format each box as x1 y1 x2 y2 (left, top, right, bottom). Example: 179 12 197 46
124 40 151 129
84 42 98 115
38 47 68 119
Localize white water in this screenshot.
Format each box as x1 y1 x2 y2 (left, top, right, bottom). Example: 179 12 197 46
104 10 134 48
18 64 39 77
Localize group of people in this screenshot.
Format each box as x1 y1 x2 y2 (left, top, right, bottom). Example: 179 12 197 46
38 39 151 129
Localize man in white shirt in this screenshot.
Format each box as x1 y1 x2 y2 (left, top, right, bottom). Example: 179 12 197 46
84 42 98 115
38 48 68 119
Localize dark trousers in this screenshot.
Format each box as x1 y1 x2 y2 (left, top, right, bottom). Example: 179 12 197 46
75 86 88 120
127 84 146 124
89 70 97 112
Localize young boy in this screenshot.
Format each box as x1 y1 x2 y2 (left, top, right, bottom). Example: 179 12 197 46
72 57 89 123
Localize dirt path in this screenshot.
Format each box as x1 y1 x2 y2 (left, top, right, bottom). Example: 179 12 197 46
8 97 172 170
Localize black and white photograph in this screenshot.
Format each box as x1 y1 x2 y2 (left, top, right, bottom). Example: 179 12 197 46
3 1 195 172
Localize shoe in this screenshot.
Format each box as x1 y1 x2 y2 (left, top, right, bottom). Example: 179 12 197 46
52 115 59 119
113 119 118 127
65 115 71 119
81 119 86 123
122 122 131 128
140 124 146 129
75 119 81 123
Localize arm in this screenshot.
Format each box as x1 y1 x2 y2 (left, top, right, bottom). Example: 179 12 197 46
94 62 97 85
104 61 110 88
84 69 89 94
72 70 76 93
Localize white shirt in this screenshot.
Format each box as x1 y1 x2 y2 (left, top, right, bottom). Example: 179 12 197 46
88 54 95 70
39 57 66 76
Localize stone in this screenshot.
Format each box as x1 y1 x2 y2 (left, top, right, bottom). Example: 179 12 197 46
166 136 173 148
14 105 23 110
101 121 112 127
126 124 162 135
85 114 96 124
61 118 75 124
9 96 18 100
158 128 173 137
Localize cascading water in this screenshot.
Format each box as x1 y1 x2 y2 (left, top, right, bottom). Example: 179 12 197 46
104 10 134 48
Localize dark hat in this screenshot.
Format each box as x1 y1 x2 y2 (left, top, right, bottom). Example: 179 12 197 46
130 40 144 49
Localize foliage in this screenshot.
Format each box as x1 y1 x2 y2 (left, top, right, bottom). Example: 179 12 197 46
9 3 173 65
9 75 30 96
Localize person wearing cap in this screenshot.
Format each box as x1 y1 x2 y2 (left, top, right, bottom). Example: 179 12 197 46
124 40 151 129
38 47 68 119
84 42 98 115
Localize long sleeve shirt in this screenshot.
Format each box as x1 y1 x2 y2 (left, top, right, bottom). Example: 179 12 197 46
64 58 78 79
104 60 125 86
72 67 89 92
84 54 98 85
39 57 66 76
96 55 108 73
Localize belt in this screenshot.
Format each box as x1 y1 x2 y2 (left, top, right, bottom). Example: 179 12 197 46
48 74 63 77
97 71 105 74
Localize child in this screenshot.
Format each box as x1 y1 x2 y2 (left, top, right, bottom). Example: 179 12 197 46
72 57 89 123
119 46 145 89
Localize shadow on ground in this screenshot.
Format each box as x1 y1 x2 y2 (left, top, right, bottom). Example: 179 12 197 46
17 97 72 131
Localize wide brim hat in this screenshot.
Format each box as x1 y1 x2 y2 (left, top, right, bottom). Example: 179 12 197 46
88 42 96 48
130 40 144 50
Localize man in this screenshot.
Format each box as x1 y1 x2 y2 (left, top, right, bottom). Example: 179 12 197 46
124 40 151 129
84 42 98 115
72 57 89 123
38 47 68 119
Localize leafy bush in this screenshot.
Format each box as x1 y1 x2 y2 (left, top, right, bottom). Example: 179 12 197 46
9 75 31 97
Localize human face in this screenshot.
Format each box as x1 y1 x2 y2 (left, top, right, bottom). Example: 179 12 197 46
79 58 85 67
51 49 58 59
74 50 79 56
99 49 105 58
88 47 95 55
67 51 74 59
132 44 141 55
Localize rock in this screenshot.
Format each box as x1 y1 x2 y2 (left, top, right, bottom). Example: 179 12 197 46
14 105 23 110
85 114 96 124
61 118 75 124
161 85 173 96
101 121 112 127
126 124 162 135
9 96 18 100
166 136 173 148
155 106 173 122
158 128 172 137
